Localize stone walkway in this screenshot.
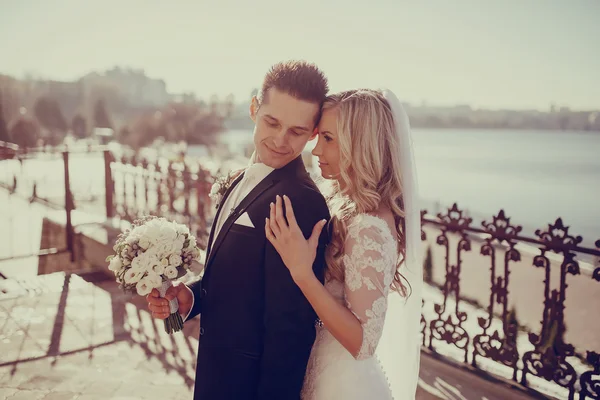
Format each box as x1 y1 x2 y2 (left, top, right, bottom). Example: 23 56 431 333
1 272 198 400
0 271 538 400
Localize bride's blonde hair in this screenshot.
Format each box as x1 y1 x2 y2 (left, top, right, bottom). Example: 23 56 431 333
323 89 409 296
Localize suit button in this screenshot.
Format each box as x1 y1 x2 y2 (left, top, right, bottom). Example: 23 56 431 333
201 288 207 298
200 327 205 336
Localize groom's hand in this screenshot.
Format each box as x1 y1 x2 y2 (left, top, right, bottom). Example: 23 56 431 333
146 282 193 320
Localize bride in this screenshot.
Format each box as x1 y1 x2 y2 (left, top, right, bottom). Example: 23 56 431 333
265 89 423 399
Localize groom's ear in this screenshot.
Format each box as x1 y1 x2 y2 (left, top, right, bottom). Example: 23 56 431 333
249 96 259 123
309 127 319 140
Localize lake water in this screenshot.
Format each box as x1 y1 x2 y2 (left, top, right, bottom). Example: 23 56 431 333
2 128 596 250
214 128 600 248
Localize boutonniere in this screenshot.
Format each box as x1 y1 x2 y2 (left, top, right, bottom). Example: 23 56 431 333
209 171 236 209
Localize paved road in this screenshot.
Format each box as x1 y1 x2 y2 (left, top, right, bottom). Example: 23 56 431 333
0 272 542 400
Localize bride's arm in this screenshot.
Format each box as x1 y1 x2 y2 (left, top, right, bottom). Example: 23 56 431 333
266 196 391 359
294 273 365 358
296 224 391 360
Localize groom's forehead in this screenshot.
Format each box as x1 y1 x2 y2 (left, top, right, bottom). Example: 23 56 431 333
261 89 318 127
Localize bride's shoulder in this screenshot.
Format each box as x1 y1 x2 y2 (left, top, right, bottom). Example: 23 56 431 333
347 213 394 239
349 213 384 227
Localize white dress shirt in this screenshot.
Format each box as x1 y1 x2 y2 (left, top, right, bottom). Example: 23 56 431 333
211 161 274 248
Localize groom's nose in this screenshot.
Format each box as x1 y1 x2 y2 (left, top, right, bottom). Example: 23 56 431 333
272 129 288 147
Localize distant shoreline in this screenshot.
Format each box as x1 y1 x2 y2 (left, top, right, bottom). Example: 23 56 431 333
224 118 600 134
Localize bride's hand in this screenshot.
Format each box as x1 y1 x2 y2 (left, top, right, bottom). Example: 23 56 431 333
265 195 327 285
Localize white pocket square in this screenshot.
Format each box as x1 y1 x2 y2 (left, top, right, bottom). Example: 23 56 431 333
234 212 255 228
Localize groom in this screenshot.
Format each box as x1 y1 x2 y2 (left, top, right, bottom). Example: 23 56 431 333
147 60 330 399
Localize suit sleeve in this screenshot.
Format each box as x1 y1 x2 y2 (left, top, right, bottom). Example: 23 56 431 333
185 278 203 321
257 190 330 400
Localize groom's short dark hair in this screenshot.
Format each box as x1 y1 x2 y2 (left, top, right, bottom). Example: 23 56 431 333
258 60 329 110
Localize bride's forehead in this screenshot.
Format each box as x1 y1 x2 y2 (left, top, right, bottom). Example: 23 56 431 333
318 109 338 131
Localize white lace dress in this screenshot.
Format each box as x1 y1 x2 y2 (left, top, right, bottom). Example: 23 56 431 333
302 214 397 400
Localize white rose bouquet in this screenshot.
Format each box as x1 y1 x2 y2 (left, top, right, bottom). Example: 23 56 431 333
106 216 201 334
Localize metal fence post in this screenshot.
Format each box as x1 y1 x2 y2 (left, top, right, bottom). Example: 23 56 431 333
104 150 114 219
63 151 74 262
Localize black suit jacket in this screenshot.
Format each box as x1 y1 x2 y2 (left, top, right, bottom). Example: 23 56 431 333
187 156 330 400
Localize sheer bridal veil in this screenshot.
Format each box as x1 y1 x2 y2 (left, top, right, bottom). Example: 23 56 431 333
376 89 423 400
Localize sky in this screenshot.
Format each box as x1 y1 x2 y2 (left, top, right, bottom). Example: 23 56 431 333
1 0 599 111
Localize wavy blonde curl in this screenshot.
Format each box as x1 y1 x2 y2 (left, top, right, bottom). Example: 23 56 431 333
322 89 410 297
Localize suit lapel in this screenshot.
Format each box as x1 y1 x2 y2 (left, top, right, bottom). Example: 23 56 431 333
205 174 278 271
205 172 245 261
204 156 307 272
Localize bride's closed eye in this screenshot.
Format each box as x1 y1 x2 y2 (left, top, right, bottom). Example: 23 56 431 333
320 131 334 142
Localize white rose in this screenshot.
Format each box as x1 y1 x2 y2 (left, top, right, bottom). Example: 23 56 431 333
160 257 169 268
136 278 152 296
124 269 143 284
139 251 150 263
159 225 178 242
169 254 181 267
152 241 170 258
158 241 172 256
144 247 158 260
144 225 162 244
151 263 165 275
173 236 185 252
129 225 145 238
173 239 183 252
131 257 144 272
175 223 189 235
108 257 122 272
126 234 138 245
146 272 162 289
168 240 180 254
165 266 178 279
138 237 150 250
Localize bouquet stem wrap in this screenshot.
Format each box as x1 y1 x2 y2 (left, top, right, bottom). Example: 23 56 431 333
159 280 184 334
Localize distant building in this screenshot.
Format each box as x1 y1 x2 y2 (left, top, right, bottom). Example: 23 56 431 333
81 67 169 108
590 112 600 130
170 92 199 104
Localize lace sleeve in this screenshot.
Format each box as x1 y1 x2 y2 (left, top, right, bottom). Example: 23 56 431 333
343 216 396 360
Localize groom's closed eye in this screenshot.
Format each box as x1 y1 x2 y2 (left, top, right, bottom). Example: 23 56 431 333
290 129 305 136
263 114 310 137
264 117 280 128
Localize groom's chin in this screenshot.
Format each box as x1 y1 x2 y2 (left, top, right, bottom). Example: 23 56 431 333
257 148 293 169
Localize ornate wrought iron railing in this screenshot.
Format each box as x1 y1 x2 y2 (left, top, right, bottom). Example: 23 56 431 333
104 150 600 399
420 203 600 400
